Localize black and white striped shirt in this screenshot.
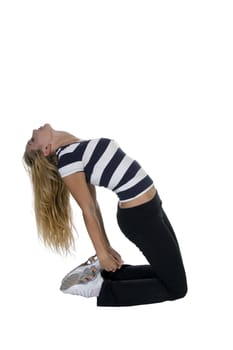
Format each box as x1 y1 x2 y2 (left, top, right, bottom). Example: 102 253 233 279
56 138 154 202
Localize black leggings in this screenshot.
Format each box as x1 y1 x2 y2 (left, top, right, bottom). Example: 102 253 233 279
97 191 188 307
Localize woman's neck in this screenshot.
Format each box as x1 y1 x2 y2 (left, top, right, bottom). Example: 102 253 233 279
52 131 80 152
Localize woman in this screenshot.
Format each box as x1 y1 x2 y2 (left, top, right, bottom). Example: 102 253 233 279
23 123 188 307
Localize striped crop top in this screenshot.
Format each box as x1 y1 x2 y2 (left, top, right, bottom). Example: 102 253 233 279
56 138 154 203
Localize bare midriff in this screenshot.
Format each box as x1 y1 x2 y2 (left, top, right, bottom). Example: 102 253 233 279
118 185 157 209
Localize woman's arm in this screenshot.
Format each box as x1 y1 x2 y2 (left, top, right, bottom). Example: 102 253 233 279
62 172 122 271
88 185 124 265
87 184 110 245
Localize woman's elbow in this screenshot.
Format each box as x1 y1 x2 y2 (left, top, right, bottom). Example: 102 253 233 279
82 205 98 222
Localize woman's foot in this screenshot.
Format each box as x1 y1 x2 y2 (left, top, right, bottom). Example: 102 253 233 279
61 267 98 290
60 257 104 297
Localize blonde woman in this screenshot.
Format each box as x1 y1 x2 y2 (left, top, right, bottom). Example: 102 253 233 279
23 123 188 307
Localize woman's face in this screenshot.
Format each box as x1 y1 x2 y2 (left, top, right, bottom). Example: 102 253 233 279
26 123 53 155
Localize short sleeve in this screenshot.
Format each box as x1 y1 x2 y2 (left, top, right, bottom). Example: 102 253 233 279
58 160 84 178
57 142 85 178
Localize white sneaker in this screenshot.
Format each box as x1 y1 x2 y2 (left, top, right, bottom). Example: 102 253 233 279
60 255 104 298
61 255 102 281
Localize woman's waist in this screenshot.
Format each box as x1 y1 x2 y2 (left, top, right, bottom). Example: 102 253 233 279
118 185 157 209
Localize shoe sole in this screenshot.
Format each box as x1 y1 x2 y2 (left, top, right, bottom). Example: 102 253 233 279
61 257 101 280
60 267 98 290
60 259 102 291
61 272 104 298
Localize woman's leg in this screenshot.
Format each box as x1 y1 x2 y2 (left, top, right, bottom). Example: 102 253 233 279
97 191 188 307
101 264 158 281
161 207 180 249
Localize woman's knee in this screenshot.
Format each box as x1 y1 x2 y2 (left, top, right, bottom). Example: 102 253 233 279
170 281 188 300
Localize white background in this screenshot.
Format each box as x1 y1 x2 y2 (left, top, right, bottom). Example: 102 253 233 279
0 1 232 349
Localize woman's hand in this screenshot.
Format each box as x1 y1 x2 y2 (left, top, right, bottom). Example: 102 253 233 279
97 247 124 272
108 247 124 265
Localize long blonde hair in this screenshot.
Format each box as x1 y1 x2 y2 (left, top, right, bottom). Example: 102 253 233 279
23 149 76 254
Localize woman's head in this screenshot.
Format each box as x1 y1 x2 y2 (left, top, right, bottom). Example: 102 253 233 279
25 123 54 158
23 124 76 255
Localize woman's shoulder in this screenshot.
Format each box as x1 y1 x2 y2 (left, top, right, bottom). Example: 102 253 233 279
56 137 118 155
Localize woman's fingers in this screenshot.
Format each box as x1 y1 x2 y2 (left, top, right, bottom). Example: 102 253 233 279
111 257 122 270
98 248 123 272
109 247 124 266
